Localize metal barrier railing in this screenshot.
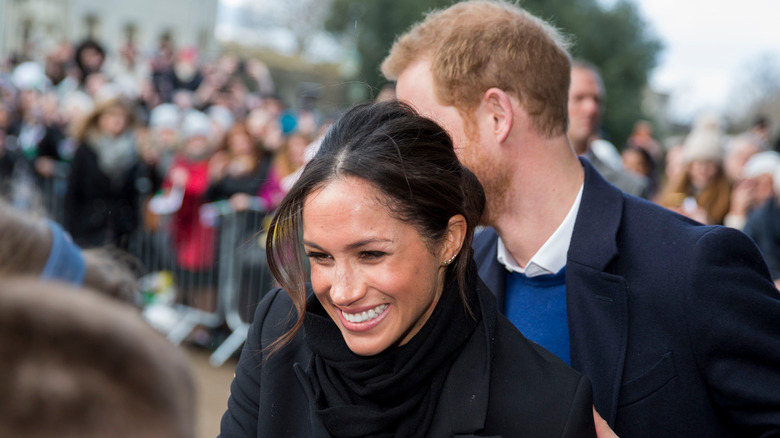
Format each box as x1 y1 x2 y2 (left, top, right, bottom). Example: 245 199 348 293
208 205 273 366
38 163 70 225
136 198 273 366
3 158 68 224
3 161 274 367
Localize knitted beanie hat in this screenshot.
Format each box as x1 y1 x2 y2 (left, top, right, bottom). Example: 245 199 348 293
683 115 725 163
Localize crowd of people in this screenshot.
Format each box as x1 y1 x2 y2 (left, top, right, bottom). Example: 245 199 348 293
2 27 779 291
0 37 329 314
1 1 780 436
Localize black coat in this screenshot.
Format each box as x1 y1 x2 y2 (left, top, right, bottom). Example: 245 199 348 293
64 142 140 248
474 158 780 437
220 282 596 437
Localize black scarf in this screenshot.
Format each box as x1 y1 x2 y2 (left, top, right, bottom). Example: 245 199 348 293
303 266 481 438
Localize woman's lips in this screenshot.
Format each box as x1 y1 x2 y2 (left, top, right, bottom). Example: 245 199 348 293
338 303 390 331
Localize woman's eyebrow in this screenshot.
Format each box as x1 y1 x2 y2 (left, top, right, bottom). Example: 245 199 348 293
302 238 392 251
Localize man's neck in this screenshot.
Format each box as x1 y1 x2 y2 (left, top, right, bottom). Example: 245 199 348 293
491 138 584 268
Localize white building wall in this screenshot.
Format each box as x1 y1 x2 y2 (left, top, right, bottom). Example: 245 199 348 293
1 0 219 61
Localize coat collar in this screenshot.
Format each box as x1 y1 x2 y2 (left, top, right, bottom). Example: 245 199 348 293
568 157 622 270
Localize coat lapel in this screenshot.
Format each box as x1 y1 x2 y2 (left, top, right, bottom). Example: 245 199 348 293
566 158 629 426
473 228 508 311
430 281 496 436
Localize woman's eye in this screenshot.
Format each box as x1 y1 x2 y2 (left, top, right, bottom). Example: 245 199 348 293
305 252 331 262
360 251 386 260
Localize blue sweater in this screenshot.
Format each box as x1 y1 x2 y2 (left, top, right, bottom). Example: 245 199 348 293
504 268 570 364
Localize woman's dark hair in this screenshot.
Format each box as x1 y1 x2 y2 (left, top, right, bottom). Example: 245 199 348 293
266 100 486 353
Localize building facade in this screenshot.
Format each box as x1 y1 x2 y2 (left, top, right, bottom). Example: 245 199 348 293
1 0 219 61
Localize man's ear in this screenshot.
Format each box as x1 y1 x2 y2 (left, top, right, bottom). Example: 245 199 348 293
482 88 514 143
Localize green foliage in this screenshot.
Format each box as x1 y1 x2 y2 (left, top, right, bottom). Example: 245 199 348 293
326 0 662 146
325 0 457 99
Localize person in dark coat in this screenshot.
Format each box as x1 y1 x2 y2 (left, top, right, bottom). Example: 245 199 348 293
383 1 780 436
64 97 140 249
219 101 596 437
204 121 270 209
743 166 780 287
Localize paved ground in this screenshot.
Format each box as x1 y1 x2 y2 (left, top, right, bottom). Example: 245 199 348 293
184 346 238 438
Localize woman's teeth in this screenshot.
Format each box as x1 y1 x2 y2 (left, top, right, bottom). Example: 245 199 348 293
342 304 388 323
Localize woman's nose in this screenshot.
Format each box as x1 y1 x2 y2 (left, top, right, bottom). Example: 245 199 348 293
329 262 365 306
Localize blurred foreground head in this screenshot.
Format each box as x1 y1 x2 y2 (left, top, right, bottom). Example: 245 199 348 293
0 276 195 438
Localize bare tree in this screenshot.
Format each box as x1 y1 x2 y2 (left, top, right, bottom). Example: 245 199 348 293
726 53 780 131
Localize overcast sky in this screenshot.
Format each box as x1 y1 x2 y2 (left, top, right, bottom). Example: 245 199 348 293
634 0 780 122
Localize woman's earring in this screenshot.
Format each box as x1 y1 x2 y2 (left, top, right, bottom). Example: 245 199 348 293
442 253 457 267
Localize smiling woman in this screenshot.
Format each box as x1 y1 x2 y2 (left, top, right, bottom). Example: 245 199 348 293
219 101 597 438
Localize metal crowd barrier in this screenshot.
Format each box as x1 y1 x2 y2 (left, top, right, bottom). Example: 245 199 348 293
38 162 70 225
1 159 275 367
135 198 274 366
209 205 273 366
2 158 69 224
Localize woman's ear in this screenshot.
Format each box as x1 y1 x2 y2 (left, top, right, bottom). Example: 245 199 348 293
441 214 467 263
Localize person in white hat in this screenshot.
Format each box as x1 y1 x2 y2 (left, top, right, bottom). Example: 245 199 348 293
743 160 780 288
725 150 780 229
658 115 732 224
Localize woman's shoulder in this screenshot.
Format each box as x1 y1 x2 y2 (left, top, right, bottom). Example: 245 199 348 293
251 288 298 336
486 316 593 434
492 315 584 384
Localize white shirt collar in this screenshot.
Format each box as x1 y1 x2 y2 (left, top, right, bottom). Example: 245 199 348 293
496 183 584 277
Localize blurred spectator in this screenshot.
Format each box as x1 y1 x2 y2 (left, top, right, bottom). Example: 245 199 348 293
0 129 13 193
64 97 140 249
258 131 310 211
244 59 275 98
725 151 780 229
7 63 65 180
142 103 181 186
150 110 217 311
245 106 284 153
568 60 650 198
749 116 772 150
0 276 195 438
43 41 75 88
205 121 270 211
206 104 235 145
724 133 762 183
625 120 662 162
621 145 657 198
659 142 686 196
658 115 731 225
745 151 780 207
743 164 780 289
150 35 178 103
106 39 148 101
74 39 107 88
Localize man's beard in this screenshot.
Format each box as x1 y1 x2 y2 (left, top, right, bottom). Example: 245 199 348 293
457 132 511 228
